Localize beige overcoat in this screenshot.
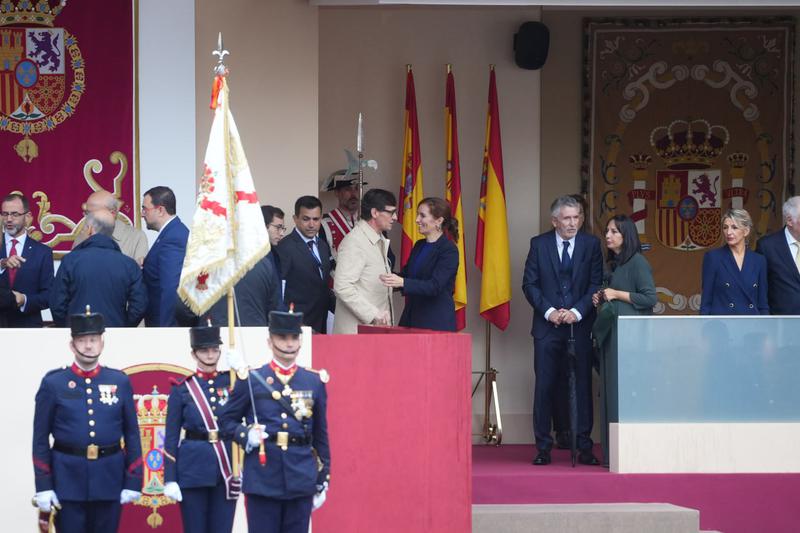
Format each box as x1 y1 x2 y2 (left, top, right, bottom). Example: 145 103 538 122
333 220 394 334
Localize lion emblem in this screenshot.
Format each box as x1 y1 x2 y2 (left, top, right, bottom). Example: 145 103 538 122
28 31 62 73
691 173 719 207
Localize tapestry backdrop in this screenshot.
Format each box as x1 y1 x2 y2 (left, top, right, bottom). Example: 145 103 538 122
0 0 135 254
584 18 794 314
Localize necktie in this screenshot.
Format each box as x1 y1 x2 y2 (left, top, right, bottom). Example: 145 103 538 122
561 240 571 271
8 238 18 287
307 239 323 278
794 242 800 273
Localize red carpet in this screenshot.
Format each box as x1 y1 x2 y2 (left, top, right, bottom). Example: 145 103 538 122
473 445 800 533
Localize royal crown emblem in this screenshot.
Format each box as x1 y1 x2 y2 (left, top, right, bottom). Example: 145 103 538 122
650 119 729 170
0 0 83 162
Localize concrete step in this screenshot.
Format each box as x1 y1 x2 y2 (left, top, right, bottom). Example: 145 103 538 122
472 503 700 533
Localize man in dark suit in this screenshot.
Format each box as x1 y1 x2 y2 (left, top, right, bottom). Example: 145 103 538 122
275 196 334 333
262 204 287 308
0 193 54 327
142 186 189 326
50 210 148 327
756 196 800 314
522 195 603 466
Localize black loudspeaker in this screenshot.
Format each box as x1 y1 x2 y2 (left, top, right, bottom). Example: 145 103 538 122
514 21 550 70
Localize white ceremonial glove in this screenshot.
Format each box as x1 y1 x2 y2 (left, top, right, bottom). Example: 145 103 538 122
225 348 246 373
120 489 141 505
34 490 60 513
163 482 183 502
246 425 268 453
312 482 329 512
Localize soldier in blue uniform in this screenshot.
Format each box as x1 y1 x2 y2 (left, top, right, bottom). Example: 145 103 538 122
32 307 143 532
220 310 331 533
163 324 238 533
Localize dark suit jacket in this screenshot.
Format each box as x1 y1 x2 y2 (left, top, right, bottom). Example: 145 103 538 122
0 235 53 327
399 236 459 331
275 229 334 333
522 230 603 339
755 228 800 315
49 234 147 327
142 217 189 327
0 276 15 327
700 245 769 315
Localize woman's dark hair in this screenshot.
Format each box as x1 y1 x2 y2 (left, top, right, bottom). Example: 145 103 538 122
419 197 459 243
606 214 641 269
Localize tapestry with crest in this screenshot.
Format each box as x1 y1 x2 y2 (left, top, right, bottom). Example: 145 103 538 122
0 0 137 256
583 17 795 314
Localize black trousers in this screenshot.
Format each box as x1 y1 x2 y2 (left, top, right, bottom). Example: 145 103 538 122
533 325 594 451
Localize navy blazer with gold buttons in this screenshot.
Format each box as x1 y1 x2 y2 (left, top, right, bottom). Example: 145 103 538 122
699 245 769 315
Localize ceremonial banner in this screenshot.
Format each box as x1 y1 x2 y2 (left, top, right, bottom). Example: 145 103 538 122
475 67 511 331
584 18 794 313
399 66 424 268
119 364 193 532
444 67 467 331
177 74 270 315
0 0 136 254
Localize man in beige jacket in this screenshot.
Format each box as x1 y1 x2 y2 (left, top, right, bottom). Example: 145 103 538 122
74 190 149 264
333 189 397 334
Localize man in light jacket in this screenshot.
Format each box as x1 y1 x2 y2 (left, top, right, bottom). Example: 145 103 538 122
333 189 396 334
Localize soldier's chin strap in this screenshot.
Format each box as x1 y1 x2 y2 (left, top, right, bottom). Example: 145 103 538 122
271 345 300 358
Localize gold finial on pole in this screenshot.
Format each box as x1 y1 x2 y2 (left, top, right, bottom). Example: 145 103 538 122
406 64 412 73
446 63 452 74
489 64 495 71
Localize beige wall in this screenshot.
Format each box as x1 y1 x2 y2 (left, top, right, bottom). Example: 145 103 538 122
319 6 542 443
195 0 320 215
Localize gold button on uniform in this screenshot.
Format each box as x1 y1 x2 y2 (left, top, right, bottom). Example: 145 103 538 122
282 423 288 429
210 397 217 403
209 388 215 393
208 380 214 385
89 431 96 437
240 432 246 438
86 388 92 394
85 378 91 384
280 413 287 419
88 409 94 415
89 420 95 426
87 399 93 405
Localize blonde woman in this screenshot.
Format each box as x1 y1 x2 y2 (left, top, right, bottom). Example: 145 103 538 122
700 208 769 315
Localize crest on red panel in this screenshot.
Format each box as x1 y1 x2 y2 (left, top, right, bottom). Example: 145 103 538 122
0 1 84 162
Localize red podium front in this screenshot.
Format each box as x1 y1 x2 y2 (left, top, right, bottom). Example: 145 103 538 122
312 333 472 533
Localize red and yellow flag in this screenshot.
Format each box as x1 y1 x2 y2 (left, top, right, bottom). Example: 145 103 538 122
475 66 511 330
399 66 424 267
444 66 467 331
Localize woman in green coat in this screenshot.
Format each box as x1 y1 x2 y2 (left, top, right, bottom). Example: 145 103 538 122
591 214 657 465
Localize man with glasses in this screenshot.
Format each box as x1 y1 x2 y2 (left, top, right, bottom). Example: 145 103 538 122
141 186 189 327
333 188 397 334
262 205 287 308
0 193 53 327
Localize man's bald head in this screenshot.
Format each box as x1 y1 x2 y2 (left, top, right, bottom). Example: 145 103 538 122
85 190 120 215
86 208 115 237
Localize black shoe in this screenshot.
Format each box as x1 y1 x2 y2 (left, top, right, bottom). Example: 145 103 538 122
578 449 600 466
532 449 551 465
555 431 571 450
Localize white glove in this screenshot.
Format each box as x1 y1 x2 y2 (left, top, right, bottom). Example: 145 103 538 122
226 348 245 372
245 425 267 453
120 489 141 505
312 482 328 512
34 490 60 513
163 482 183 502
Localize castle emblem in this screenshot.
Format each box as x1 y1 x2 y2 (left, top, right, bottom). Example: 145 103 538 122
650 119 728 250
0 0 84 162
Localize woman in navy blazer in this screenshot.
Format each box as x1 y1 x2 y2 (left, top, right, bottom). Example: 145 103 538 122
380 197 459 331
700 208 769 315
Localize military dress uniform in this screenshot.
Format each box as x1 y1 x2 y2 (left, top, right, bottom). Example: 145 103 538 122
163 326 237 533
32 313 143 532
219 312 331 533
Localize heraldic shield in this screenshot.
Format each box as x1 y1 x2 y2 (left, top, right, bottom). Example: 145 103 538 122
656 169 722 251
121 364 192 532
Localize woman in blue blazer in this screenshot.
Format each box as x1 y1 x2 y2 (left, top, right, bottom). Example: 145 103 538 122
380 197 459 331
700 208 769 315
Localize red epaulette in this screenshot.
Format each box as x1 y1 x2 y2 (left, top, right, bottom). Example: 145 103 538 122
170 375 189 387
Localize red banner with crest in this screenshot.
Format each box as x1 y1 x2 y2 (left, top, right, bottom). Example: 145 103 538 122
0 0 135 254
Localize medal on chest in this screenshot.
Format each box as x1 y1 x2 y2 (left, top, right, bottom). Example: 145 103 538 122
290 390 314 418
99 384 119 405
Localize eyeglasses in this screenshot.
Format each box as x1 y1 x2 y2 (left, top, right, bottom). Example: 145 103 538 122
1 211 28 218
380 208 398 217
269 223 287 233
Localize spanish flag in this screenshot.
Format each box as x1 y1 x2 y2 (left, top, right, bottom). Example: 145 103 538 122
475 66 511 330
399 66 424 267
445 66 467 331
